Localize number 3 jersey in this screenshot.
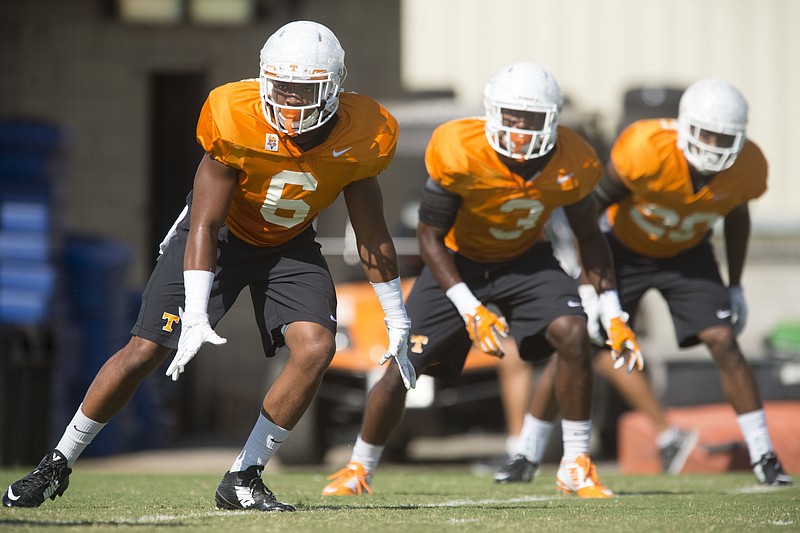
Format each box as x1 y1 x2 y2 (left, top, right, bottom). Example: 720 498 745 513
196 79 398 247
607 119 767 258
425 118 602 263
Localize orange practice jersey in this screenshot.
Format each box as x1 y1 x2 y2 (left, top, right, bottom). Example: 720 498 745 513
607 119 767 258
425 118 602 263
196 80 398 247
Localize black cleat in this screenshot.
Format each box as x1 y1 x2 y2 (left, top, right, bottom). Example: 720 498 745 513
660 429 699 474
215 465 296 512
2 450 71 508
752 452 792 486
494 455 537 484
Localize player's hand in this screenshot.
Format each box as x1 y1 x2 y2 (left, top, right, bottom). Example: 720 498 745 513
606 314 644 373
464 305 509 358
379 318 416 390
578 284 603 346
729 285 747 335
166 308 227 381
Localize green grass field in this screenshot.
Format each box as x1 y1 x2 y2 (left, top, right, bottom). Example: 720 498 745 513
1 465 798 532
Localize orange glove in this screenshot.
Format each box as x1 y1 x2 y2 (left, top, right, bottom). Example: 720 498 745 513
598 290 644 373
606 314 644 373
464 305 509 358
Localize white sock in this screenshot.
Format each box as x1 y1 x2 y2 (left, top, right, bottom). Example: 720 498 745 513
55 404 107 468
656 427 679 449
505 434 521 458
229 413 289 472
522 414 555 464
351 435 384 473
736 409 772 464
561 419 591 462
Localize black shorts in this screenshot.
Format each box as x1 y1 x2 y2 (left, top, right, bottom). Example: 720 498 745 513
131 205 337 357
608 233 732 348
405 241 585 378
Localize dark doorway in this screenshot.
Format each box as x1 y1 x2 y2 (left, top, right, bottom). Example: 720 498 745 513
148 72 207 261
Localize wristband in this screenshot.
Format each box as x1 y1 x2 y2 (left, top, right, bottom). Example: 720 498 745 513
445 282 481 317
184 270 214 315
598 289 624 328
578 284 598 304
371 277 410 327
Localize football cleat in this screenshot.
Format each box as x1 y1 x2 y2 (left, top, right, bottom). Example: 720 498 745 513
752 452 792 486
556 454 614 498
660 429 700 475
2 450 71 508
215 465 296 512
494 455 538 484
322 461 372 496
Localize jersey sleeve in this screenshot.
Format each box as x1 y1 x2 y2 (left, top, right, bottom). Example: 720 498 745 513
195 86 247 170
737 141 769 201
610 121 663 187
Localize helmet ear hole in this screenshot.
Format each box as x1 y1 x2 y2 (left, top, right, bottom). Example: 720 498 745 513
483 62 563 160
258 21 345 135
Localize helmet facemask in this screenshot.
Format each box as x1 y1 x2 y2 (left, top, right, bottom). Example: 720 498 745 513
676 78 748 174
678 118 745 174
259 21 346 136
483 62 563 161
260 70 343 136
485 103 559 160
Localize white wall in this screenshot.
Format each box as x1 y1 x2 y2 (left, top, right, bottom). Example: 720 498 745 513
401 0 800 233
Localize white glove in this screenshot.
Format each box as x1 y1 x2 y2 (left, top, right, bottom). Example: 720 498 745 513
166 308 227 381
379 318 416 390
578 284 603 346
729 285 747 335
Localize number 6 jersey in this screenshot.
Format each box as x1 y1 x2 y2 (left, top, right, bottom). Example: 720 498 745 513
607 119 767 258
196 79 398 247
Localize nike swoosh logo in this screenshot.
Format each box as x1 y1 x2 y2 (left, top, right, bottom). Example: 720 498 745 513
567 300 582 307
6 485 20 501
332 147 352 157
557 173 574 184
73 425 93 435
330 314 337 322
716 309 732 319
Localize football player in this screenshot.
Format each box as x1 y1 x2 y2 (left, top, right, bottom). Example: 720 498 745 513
2 21 415 511
494 209 698 484
322 62 642 499
586 78 788 485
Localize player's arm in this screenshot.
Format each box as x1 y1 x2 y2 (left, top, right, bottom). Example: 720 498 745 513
723 202 751 334
416 178 462 291
564 195 643 372
184 154 238 271
593 161 632 211
166 154 237 381
344 176 415 389
417 179 508 357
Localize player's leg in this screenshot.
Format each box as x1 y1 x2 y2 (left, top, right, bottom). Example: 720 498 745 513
699 325 791 485
323 267 472 496
494 346 537 483
591 348 699 473
495 352 557 483
217 236 337 511
661 242 790 485
3 215 207 508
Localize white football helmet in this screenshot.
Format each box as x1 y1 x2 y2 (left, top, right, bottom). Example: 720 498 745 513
259 21 346 136
484 62 563 160
677 78 747 174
